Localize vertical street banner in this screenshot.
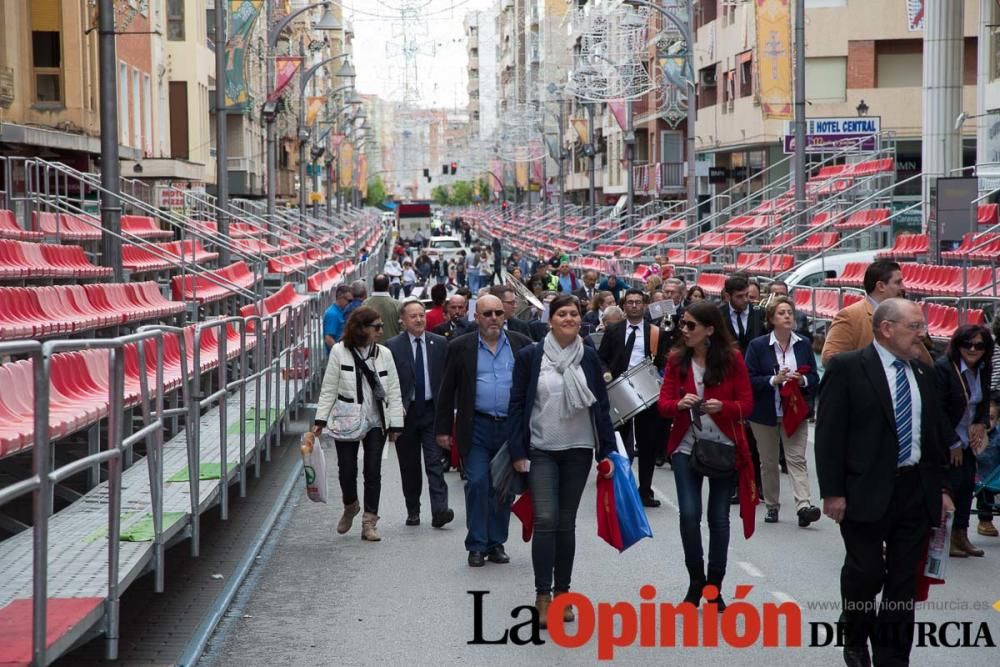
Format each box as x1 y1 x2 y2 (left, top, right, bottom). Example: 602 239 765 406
489 158 503 193
339 142 354 188
607 99 627 131
755 0 793 120
225 0 264 111
515 160 529 189
269 56 302 102
305 96 324 126
358 154 368 197
571 119 590 144
330 133 345 150
906 0 925 31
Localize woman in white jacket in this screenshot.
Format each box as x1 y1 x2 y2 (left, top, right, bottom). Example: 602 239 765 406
307 306 404 541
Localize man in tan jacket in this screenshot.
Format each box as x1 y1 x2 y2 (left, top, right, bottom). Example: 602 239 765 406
821 259 933 366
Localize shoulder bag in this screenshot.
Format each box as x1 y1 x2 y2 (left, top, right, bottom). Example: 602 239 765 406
328 347 367 441
690 401 740 479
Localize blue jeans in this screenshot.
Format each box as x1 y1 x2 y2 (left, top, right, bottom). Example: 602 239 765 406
464 415 512 552
671 452 735 573
529 447 593 594
467 273 479 293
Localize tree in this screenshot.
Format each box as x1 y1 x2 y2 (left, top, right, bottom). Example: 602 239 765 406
365 175 387 207
477 178 490 202
431 185 450 206
449 181 474 206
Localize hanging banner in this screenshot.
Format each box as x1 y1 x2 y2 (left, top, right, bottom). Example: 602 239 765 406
330 133 345 150
224 0 263 111
607 99 627 132
571 119 590 144
755 0 793 120
515 161 529 189
489 158 503 192
305 96 324 126
269 56 302 102
359 154 369 197
339 142 354 188
906 0 925 31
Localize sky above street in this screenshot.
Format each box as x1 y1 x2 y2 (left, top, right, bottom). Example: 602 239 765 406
345 0 494 109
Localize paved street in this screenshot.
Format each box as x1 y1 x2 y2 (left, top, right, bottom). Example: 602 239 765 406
203 427 1000 666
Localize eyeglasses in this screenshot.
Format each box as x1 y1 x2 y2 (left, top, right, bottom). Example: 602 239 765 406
681 320 699 331
480 310 505 318
960 341 988 351
887 320 928 332
366 323 385 330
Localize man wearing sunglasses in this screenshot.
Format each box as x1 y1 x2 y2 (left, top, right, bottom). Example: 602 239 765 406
597 289 672 507
323 284 353 353
435 295 532 567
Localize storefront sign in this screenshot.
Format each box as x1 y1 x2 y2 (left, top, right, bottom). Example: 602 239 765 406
782 117 881 154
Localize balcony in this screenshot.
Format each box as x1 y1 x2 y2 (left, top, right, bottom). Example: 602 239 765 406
633 162 685 194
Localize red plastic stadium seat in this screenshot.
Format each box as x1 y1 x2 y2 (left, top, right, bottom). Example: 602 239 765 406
877 233 929 260
35 211 102 241
834 208 891 230
722 216 773 232
693 232 746 249
762 232 796 251
723 253 793 275
695 273 727 297
121 215 172 239
824 262 867 288
665 248 712 266
0 240 112 279
791 232 840 253
170 261 257 304
0 209 43 240
307 260 354 293
978 203 999 227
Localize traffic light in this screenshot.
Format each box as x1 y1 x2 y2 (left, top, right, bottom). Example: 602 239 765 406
442 164 449 175
450 162 458 175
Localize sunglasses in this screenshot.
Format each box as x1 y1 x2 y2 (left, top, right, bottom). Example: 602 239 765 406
367 323 385 330
480 310 505 318
960 341 987 351
681 320 699 331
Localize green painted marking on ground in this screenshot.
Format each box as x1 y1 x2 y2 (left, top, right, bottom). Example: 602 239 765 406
168 463 222 482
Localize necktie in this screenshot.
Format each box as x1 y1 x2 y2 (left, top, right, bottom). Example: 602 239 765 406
624 325 638 364
414 337 426 414
736 310 746 342
892 359 912 464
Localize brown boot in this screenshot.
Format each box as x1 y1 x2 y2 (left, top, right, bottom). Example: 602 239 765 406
361 512 381 541
534 593 552 629
553 591 575 622
950 530 969 558
955 528 984 557
978 520 999 537
337 501 360 535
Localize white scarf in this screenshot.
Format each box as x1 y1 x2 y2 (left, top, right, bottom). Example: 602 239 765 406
543 332 596 418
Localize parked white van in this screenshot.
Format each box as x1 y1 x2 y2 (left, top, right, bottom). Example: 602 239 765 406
777 249 879 289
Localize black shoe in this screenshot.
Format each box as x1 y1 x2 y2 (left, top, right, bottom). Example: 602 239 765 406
730 493 740 505
655 455 666 467
468 551 486 567
405 514 420 526
797 505 821 527
843 645 872 667
431 508 454 528
486 545 510 564
765 507 779 523
705 569 726 612
641 495 661 508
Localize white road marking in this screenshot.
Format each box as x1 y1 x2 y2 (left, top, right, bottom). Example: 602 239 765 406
770 590 797 605
649 484 679 512
737 560 764 578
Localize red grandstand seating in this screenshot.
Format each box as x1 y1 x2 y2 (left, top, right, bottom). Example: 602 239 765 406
0 209 43 240
809 164 849 182
761 232 796 251
35 212 102 241
0 240 113 279
792 288 864 319
665 248 712 265
594 244 642 258
120 215 172 239
232 238 280 255
834 208 891 230
189 219 263 239
695 273 727 296
791 232 840 253
307 260 353 292
824 262 867 288
898 263 998 298
722 216 773 232
809 211 842 227
723 253 794 275
239 283 311 332
634 232 671 245
0 598 105 665
849 158 894 177
877 233 929 260
924 303 986 340
940 232 1000 262
169 260 257 303
978 203 999 227
0 282 183 340
121 240 219 273
693 231 746 249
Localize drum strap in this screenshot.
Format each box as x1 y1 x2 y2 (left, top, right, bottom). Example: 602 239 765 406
649 326 660 360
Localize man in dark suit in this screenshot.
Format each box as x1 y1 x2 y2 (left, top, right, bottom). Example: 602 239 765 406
598 288 671 507
491 285 533 339
435 295 532 567
816 298 953 667
386 300 454 529
719 274 765 353
432 294 472 339
573 269 599 304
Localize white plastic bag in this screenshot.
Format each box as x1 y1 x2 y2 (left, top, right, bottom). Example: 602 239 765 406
302 433 328 503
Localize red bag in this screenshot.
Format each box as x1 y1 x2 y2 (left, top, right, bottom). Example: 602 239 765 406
512 492 534 542
778 365 811 437
596 459 624 550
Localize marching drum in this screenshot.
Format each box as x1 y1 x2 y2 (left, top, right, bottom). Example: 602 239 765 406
606 359 663 427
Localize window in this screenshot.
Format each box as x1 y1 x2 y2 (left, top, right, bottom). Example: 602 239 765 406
696 0 718 29
119 63 129 144
143 74 153 155
132 69 141 148
660 131 683 164
32 31 62 102
805 57 847 101
738 51 753 98
877 52 921 88
167 0 185 41
697 64 718 109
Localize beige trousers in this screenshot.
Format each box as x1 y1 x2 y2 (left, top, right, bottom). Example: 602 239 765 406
750 419 811 511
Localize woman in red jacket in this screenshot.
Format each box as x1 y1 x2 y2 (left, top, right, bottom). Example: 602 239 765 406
657 300 757 610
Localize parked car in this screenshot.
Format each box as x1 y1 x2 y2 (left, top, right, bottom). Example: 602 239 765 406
425 236 468 264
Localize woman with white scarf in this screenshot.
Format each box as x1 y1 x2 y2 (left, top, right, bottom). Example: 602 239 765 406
507 294 618 628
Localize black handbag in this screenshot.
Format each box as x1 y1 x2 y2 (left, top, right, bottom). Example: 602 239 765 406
689 402 740 479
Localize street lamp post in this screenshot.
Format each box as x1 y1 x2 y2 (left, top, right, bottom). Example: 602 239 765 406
214 0 230 264
97 0 123 281
585 102 597 223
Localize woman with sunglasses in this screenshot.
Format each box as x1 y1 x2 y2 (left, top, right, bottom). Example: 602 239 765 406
308 306 404 541
508 293 617 626
657 301 755 609
935 323 994 558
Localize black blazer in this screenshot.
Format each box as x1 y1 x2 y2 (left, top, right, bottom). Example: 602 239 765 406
506 317 533 339
506 342 617 463
744 333 819 426
597 319 671 379
434 329 532 457
934 355 991 445
719 303 765 352
432 318 472 340
385 331 448 415
815 344 951 524
573 286 597 304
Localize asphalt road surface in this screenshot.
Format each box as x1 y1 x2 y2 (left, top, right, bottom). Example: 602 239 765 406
202 425 1000 666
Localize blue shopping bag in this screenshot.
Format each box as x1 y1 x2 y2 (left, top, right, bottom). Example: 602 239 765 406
608 451 652 551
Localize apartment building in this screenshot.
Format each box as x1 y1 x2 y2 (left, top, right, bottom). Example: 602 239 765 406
465 11 499 141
